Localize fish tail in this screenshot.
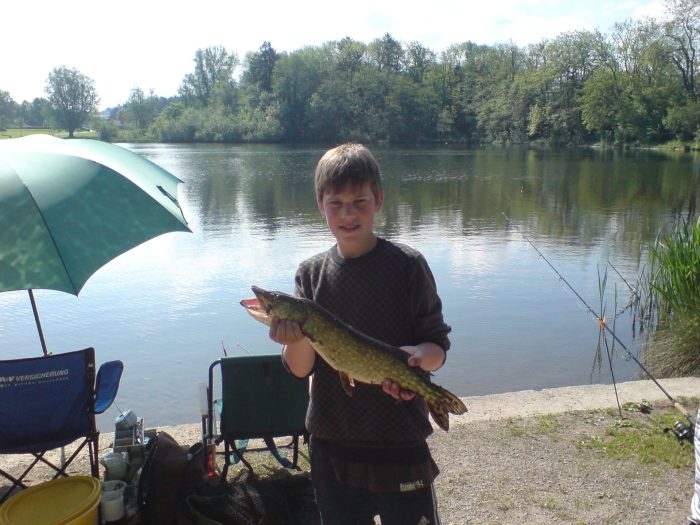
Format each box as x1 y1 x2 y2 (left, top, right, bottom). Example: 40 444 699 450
427 385 468 431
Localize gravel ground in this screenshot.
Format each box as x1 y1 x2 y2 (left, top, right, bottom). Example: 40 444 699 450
430 408 694 524
2 379 698 524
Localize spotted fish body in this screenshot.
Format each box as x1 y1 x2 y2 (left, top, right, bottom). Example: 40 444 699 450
240 285 468 431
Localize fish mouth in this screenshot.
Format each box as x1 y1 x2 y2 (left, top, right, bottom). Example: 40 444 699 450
250 285 277 313
240 286 277 326
240 297 264 313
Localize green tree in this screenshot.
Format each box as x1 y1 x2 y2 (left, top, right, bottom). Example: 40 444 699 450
19 98 49 127
582 69 622 141
367 33 404 73
179 46 239 106
243 42 279 92
404 42 436 83
45 66 99 138
664 0 700 101
534 31 602 144
309 79 355 142
386 77 439 142
608 18 679 143
126 87 157 129
334 37 367 82
0 90 18 128
273 49 324 141
424 44 469 140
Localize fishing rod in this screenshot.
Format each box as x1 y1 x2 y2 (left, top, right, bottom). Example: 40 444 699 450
503 214 695 441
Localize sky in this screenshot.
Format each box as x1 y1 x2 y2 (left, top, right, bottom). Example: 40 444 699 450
2 0 667 111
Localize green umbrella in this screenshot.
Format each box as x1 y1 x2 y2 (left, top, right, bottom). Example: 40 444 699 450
0 134 191 355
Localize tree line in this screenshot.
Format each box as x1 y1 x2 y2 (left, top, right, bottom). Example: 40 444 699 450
2 0 700 146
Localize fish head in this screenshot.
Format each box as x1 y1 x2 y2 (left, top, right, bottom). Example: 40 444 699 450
246 285 308 324
240 295 272 326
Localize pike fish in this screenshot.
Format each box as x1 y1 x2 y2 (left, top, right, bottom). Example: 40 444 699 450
240 285 468 431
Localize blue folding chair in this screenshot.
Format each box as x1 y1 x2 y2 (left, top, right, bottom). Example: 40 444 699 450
0 347 123 502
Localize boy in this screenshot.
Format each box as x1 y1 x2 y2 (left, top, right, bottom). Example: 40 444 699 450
267 143 451 525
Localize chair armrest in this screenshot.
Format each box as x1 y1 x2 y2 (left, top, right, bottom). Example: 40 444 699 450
94 360 124 414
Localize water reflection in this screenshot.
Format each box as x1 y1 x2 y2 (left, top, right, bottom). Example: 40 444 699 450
2 144 697 429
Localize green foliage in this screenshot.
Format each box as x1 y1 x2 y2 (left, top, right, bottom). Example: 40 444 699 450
0 90 17 128
650 216 700 316
637 216 700 376
151 104 205 142
7 0 700 145
242 42 279 93
99 121 120 142
664 101 700 140
126 88 159 130
179 46 239 107
45 66 99 138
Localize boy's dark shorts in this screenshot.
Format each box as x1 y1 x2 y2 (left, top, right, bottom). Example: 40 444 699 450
310 436 441 525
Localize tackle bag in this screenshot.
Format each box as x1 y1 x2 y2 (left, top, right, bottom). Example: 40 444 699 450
138 431 208 525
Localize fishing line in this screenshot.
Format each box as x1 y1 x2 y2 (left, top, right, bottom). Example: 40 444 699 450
502 213 695 436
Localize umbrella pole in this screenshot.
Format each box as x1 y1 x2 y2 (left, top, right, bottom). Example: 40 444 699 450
28 289 49 355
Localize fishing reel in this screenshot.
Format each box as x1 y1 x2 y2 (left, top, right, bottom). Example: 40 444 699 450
664 420 695 444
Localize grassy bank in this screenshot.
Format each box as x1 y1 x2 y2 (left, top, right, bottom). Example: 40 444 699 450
0 128 98 140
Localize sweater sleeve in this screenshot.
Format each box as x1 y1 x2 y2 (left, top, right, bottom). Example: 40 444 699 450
409 253 451 352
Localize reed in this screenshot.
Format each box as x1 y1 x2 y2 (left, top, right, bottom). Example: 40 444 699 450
649 217 700 316
639 216 700 376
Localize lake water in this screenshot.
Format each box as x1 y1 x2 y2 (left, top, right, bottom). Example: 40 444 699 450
1 144 698 430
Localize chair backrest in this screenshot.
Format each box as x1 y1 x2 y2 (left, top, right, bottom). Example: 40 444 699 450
94 360 124 414
219 354 309 439
0 348 96 454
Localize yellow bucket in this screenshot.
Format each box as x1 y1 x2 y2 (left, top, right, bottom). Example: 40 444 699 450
0 476 101 525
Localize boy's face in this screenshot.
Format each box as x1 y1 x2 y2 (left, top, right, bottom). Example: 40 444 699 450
318 182 384 258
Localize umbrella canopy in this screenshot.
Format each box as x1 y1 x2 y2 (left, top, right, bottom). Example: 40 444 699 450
0 134 191 353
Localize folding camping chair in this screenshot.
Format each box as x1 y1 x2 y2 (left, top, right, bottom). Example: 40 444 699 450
0 347 123 502
206 354 309 479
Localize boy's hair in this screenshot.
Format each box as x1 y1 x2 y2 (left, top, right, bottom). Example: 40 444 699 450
315 143 383 202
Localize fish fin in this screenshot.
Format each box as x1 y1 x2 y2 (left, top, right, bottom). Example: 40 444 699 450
428 384 469 431
428 403 450 431
434 384 468 415
338 372 355 397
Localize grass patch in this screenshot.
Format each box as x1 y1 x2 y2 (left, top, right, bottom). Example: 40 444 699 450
534 414 563 435
577 407 694 469
0 128 99 140
505 419 526 437
538 496 559 510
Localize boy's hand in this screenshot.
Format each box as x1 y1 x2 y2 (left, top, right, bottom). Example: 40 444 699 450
269 317 304 345
382 345 422 401
382 378 416 401
382 344 446 401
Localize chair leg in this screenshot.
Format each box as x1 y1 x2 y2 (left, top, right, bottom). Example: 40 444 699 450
221 441 231 481
13 455 42 486
89 432 100 478
230 441 255 474
36 441 88 479
1 436 100 503
292 435 299 469
0 467 26 504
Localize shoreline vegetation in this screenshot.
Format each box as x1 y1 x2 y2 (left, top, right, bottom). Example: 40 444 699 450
3 127 700 153
1 378 698 523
